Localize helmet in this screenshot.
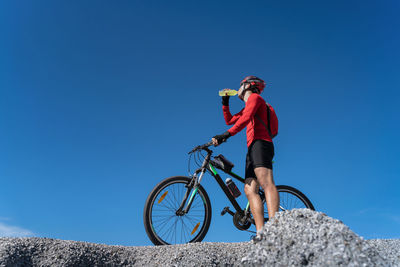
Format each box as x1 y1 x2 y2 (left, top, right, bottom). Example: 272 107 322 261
240 76 266 94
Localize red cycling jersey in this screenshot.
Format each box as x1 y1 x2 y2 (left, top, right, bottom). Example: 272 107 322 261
223 93 272 147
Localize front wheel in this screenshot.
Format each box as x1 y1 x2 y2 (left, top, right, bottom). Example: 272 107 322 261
143 176 212 245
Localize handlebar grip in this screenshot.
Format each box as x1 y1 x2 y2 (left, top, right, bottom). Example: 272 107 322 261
205 140 214 147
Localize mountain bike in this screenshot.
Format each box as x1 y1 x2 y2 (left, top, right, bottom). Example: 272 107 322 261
143 141 315 245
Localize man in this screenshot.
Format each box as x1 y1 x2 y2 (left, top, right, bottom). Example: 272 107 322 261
211 76 279 240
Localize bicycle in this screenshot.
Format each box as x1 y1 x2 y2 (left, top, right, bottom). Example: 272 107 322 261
143 141 315 245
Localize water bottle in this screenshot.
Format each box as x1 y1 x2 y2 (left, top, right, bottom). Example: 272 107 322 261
219 89 238 96
225 178 241 198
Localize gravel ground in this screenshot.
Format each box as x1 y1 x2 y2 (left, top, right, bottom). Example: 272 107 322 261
366 239 400 267
0 209 399 266
242 209 399 266
0 238 249 266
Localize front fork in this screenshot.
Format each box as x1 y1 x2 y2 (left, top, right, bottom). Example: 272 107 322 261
176 167 207 215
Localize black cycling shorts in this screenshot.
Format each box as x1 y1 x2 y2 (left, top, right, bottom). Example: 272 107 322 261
245 139 274 179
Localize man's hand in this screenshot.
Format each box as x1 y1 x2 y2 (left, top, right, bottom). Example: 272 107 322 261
212 131 231 146
220 89 230 106
222 95 230 106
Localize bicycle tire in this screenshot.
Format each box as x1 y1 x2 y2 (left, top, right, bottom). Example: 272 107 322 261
143 176 212 246
261 185 315 220
277 185 315 210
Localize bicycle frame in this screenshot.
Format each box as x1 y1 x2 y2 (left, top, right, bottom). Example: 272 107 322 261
144 142 315 245
206 162 249 215
178 148 252 218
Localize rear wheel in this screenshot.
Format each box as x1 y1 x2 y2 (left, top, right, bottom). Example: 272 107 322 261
261 185 315 221
143 176 212 245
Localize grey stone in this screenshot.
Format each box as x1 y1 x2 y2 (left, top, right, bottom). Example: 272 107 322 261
242 208 397 266
0 209 399 266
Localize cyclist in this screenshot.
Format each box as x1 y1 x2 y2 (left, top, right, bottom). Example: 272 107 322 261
211 76 279 240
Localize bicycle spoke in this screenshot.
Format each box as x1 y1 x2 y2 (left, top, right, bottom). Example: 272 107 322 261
182 219 192 237
158 223 173 239
171 185 180 207
294 198 299 208
174 216 178 244
152 217 174 223
164 218 177 242
180 217 184 243
181 219 189 241
170 217 179 242
185 216 200 227
163 191 177 210
290 193 294 208
154 216 176 237
152 215 174 219
284 191 288 208
153 214 175 229
156 202 176 212
276 190 309 211
172 184 183 207
192 195 202 207
151 210 174 215
185 215 205 221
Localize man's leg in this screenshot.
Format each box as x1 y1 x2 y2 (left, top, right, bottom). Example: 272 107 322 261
254 167 279 218
244 178 264 231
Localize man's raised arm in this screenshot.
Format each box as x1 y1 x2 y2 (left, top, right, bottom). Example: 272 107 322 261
222 95 243 125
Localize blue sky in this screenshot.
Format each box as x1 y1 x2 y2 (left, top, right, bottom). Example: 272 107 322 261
1 0 399 246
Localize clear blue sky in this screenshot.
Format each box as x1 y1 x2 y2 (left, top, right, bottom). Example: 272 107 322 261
1 0 399 246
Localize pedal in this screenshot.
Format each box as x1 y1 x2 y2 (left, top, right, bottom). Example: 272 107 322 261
220 207 235 216
221 207 229 216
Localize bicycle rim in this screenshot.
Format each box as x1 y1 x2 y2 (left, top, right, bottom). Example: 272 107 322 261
264 186 314 219
278 189 310 211
149 180 209 245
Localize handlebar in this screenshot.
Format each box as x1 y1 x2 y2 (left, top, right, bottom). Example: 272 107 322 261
188 141 214 154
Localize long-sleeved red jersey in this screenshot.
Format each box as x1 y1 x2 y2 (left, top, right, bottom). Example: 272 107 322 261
223 93 274 147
